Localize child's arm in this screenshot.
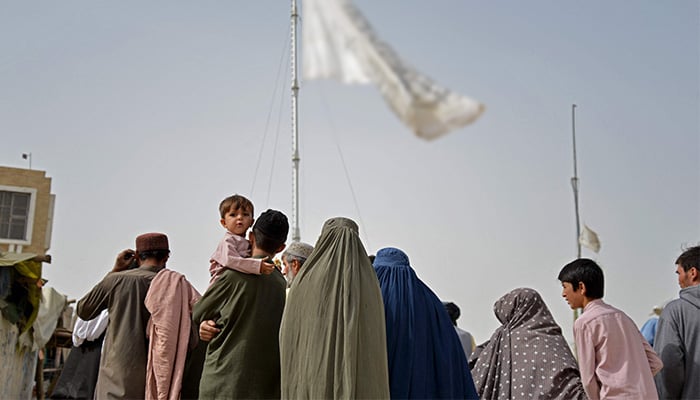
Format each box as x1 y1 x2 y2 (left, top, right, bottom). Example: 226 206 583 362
212 237 267 275
223 256 265 275
259 260 275 274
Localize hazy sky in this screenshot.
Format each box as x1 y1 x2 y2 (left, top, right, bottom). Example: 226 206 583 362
2 1 698 344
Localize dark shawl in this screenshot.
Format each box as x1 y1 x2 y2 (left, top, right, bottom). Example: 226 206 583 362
373 247 478 399
49 334 104 399
279 217 390 399
468 287 586 400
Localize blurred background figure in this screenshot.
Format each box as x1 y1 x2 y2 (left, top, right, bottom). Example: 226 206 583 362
640 303 665 346
443 301 475 359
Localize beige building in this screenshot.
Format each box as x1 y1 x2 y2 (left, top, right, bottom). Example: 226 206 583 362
0 166 57 399
0 166 55 255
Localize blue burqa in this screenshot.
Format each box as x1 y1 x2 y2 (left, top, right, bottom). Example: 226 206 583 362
373 247 479 399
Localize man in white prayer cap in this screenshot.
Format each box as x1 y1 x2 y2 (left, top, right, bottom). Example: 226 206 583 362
281 241 314 287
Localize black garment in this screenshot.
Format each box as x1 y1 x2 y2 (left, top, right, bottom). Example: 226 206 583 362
50 334 104 399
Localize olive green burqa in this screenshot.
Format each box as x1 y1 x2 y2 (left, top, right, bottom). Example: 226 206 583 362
280 217 390 399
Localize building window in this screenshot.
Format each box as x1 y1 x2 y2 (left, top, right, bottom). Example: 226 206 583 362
0 187 36 243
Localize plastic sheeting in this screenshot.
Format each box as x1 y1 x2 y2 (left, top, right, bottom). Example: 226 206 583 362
0 316 38 399
24 286 68 351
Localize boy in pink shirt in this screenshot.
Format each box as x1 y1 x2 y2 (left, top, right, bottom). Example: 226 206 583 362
209 194 275 284
558 258 662 400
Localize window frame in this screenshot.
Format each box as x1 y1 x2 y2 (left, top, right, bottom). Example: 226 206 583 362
0 185 37 245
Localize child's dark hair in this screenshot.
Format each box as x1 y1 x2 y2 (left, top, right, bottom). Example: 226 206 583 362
676 245 700 272
219 194 254 218
557 258 604 299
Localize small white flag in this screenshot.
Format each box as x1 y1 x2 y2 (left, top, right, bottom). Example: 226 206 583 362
302 0 485 140
579 224 601 253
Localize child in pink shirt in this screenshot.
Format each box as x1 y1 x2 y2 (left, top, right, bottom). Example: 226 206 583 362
209 194 275 284
558 258 662 400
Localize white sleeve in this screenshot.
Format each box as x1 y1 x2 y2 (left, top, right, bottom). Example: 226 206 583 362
72 309 109 347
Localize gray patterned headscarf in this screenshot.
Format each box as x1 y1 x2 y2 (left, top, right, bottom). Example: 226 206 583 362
468 288 586 400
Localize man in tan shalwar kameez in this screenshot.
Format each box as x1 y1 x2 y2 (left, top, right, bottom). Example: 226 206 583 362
77 233 169 400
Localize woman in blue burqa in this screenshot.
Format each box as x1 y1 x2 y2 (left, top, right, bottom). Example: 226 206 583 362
373 247 479 399
279 217 390 399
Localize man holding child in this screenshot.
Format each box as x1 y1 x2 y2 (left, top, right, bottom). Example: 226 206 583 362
193 209 288 399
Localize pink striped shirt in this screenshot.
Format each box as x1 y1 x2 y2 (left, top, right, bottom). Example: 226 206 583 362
574 299 662 400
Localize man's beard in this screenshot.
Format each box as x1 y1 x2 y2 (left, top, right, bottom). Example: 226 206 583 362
285 268 296 287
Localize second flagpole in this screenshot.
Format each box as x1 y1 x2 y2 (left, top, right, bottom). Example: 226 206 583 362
570 104 582 323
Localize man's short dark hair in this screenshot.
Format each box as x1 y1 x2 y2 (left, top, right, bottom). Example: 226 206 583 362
443 302 460 326
138 250 170 263
676 245 700 272
557 258 604 299
253 210 289 254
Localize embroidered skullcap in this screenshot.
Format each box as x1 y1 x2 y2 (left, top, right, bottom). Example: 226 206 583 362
254 209 289 242
283 241 314 260
135 233 169 252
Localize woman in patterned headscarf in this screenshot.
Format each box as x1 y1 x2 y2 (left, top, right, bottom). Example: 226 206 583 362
373 247 478 399
468 287 586 400
279 217 390 399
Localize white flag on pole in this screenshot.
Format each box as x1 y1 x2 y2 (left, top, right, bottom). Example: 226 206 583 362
579 224 601 253
302 0 485 140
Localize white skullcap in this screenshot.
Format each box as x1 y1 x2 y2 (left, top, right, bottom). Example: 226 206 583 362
283 241 314 259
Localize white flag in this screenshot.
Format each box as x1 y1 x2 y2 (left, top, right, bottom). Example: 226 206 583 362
302 0 485 140
579 224 601 253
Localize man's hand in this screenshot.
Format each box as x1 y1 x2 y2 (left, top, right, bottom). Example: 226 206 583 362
199 320 221 342
112 249 136 272
260 260 275 275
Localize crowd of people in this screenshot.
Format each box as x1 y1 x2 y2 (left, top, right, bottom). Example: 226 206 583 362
52 194 699 399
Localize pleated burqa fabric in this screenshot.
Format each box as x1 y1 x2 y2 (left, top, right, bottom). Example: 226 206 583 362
373 247 479 399
280 217 390 399
468 288 587 400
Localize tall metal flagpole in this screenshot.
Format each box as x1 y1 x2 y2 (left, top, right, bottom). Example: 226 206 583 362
570 103 582 321
290 0 301 241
